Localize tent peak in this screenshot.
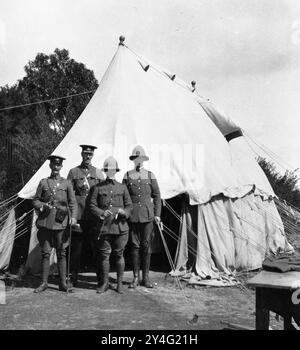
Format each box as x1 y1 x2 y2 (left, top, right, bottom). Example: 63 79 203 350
119 35 125 46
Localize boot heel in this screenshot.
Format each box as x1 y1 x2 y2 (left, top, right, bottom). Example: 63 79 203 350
128 276 140 289
117 282 124 294
96 283 109 294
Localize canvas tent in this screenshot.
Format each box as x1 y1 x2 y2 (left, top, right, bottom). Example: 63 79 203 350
1 37 292 279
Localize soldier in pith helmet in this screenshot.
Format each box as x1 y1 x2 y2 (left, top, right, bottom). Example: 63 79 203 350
123 146 162 289
67 145 104 286
89 156 132 294
32 155 77 293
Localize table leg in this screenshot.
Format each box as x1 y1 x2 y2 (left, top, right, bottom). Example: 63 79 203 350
256 288 270 330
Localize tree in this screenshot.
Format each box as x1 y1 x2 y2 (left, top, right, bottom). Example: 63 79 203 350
0 48 98 199
257 156 300 208
18 48 98 135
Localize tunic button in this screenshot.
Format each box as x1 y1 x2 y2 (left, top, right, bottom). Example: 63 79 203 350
138 187 141 189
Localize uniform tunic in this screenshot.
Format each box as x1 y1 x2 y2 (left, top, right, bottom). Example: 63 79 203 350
32 176 78 270
123 168 161 223
123 168 161 253
89 178 133 235
67 164 104 220
33 176 77 230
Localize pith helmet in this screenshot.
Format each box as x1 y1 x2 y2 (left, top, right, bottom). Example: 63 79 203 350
101 156 120 172
129 145 149 161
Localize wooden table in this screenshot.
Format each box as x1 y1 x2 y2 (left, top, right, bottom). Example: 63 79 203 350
247 271 300 330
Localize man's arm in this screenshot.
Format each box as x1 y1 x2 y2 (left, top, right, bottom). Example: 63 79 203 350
150 172 162 217
32 180 45 211
67 180 78 221
89 185 105 218
122 185 133 219
67 169 74 184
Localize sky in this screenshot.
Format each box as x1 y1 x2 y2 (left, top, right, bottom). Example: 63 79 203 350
1 0 300 173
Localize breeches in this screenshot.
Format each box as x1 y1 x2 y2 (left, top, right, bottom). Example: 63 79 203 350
130 221 154 254
97 233 129 261
37 228 67 260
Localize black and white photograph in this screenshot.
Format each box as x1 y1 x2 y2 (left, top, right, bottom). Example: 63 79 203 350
0 0 300 335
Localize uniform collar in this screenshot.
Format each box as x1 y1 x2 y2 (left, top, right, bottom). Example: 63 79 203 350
135 165 144 172
49 174 62 180
105 177 116 184
80 162 92 170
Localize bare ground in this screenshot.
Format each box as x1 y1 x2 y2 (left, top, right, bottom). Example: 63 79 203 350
0 270 286 330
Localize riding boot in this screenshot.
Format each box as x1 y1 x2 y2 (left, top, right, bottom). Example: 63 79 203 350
96 259 109 294
34 256 50 293
128 249 140 289
57 257 70 292
141 252 154 288
116 258 125 294
71 270 78 287
34 282 48 293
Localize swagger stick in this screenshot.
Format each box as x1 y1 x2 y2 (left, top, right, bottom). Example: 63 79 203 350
66 221 77 294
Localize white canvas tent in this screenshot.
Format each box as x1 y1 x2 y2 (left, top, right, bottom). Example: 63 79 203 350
11 38 291 278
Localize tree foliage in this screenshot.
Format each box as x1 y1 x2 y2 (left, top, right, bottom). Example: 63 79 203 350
257 156 300 208
0 48 98 199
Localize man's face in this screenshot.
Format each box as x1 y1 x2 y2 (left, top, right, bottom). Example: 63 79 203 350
81 152 93 165
49 162 62 175
133 157 143 168
105 169 117 178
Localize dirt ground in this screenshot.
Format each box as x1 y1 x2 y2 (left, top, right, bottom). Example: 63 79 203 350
0 269 287 330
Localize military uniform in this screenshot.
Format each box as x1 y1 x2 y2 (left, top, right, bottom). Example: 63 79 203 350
123 168 161 285
33 165 77 292
89 156 132 294
67 164 104 220
123 145 161 288
67 162 104 281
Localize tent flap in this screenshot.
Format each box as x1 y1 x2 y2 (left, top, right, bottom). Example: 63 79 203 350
0 209 16 271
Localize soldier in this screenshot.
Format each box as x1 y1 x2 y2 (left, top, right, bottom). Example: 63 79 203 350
32 155 77 293
67 145 104 286
123 146 162 289
89 156 132 294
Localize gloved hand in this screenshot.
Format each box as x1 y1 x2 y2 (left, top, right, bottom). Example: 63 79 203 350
155 216 163 230
118 208 127 217
42 203 53 211
104 209 113 218
70 217 77 226
155 216 161 223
